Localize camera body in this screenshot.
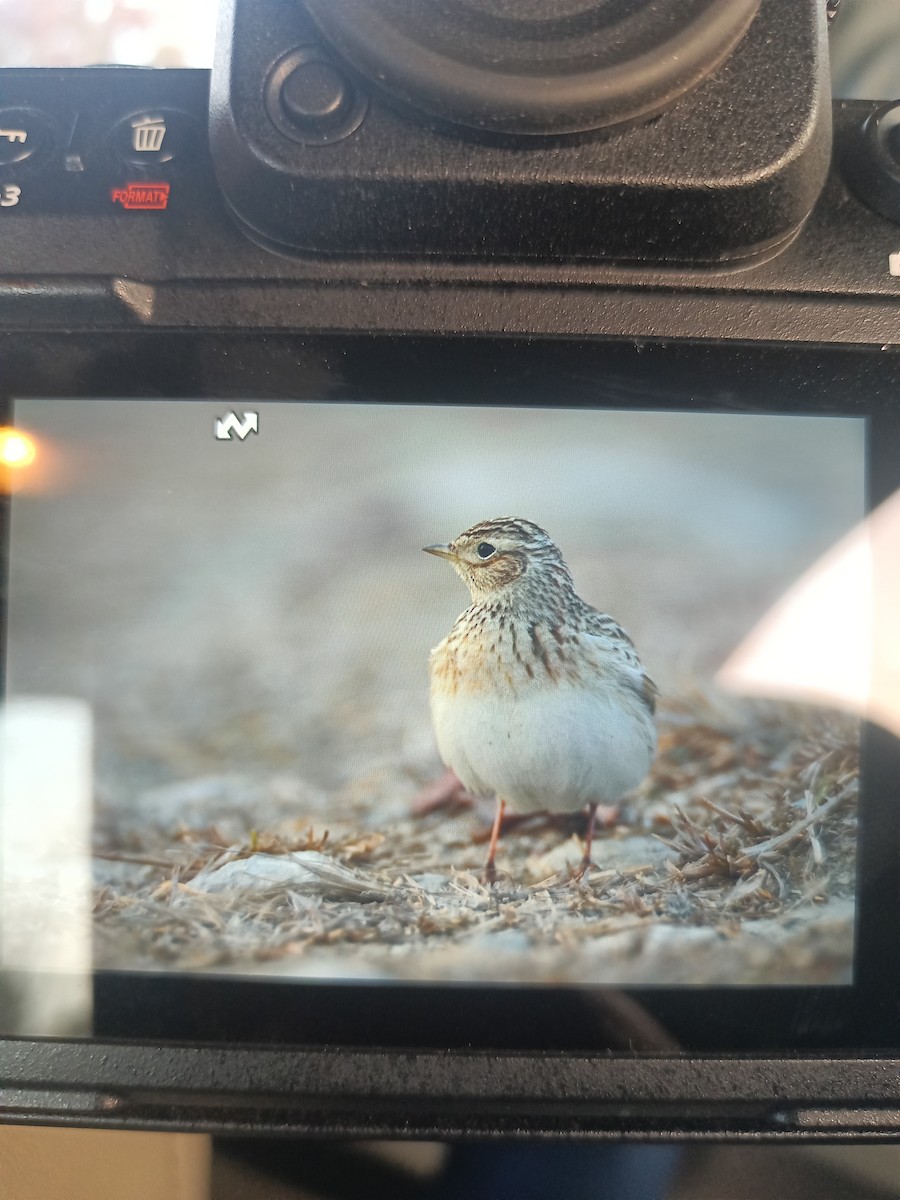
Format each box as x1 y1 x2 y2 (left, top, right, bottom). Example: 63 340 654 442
0 0 898 339
0 26 897 343
212 0 830 261
1 0 900 1142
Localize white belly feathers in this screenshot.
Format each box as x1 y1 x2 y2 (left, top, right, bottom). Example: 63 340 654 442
430 676 655 814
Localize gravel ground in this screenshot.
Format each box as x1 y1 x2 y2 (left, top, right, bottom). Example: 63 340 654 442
91 690 857 985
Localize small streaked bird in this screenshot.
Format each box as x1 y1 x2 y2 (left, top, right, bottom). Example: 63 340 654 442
424 518 657 881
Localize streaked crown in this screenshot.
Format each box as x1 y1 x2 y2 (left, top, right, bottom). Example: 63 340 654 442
424 516 572 600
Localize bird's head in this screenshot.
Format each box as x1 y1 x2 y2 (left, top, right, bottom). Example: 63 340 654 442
424 517 571 601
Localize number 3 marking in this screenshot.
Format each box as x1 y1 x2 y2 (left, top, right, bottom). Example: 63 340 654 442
1 184 21 207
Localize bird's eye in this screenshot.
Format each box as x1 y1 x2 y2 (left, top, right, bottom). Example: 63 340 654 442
476 542 496 559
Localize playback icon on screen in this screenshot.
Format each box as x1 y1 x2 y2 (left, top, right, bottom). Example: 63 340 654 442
215 411 259 440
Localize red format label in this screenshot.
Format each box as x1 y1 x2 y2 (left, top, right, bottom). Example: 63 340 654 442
110 182 171 211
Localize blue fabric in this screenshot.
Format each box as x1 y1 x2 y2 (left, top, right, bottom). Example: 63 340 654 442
429 1143 683 1200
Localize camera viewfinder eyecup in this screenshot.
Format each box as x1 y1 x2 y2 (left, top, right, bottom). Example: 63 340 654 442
302 0 762 136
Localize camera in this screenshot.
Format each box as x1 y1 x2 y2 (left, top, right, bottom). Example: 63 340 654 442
1 0 900 1142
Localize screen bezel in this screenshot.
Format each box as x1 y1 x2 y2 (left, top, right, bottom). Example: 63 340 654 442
1 329 898 1057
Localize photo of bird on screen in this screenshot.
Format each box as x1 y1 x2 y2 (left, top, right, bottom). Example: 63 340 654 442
424 518 656 882
3 399 861 989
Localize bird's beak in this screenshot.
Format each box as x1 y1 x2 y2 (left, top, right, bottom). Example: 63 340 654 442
423 543 456 561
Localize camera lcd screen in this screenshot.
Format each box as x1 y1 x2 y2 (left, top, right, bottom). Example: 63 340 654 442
0 335 897 1052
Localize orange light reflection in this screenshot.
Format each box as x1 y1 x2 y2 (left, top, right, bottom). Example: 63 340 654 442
0 427 38 469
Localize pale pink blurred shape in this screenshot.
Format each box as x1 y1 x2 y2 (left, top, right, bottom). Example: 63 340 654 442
0 0 216 67
718 490 900 737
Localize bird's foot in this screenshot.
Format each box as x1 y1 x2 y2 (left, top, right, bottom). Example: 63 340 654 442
411 768 472 817
570 804 618 883
481 864 515 887
570 856 593 883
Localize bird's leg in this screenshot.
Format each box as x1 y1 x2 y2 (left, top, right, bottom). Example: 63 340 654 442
473 808 617 843
484 797 506 885
471 810 550 843
578 802 600 877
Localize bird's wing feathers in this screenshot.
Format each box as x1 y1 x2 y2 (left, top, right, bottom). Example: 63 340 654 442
634 671 659 716
580 606 658 715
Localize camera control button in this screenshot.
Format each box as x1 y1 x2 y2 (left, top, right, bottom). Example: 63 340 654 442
109 110 198 169
843 100 900 227
281 60 352 130
886 116 900 170
266 47 368 145
0 109 54 167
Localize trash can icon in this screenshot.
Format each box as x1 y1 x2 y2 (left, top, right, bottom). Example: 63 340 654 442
131 116 167 154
